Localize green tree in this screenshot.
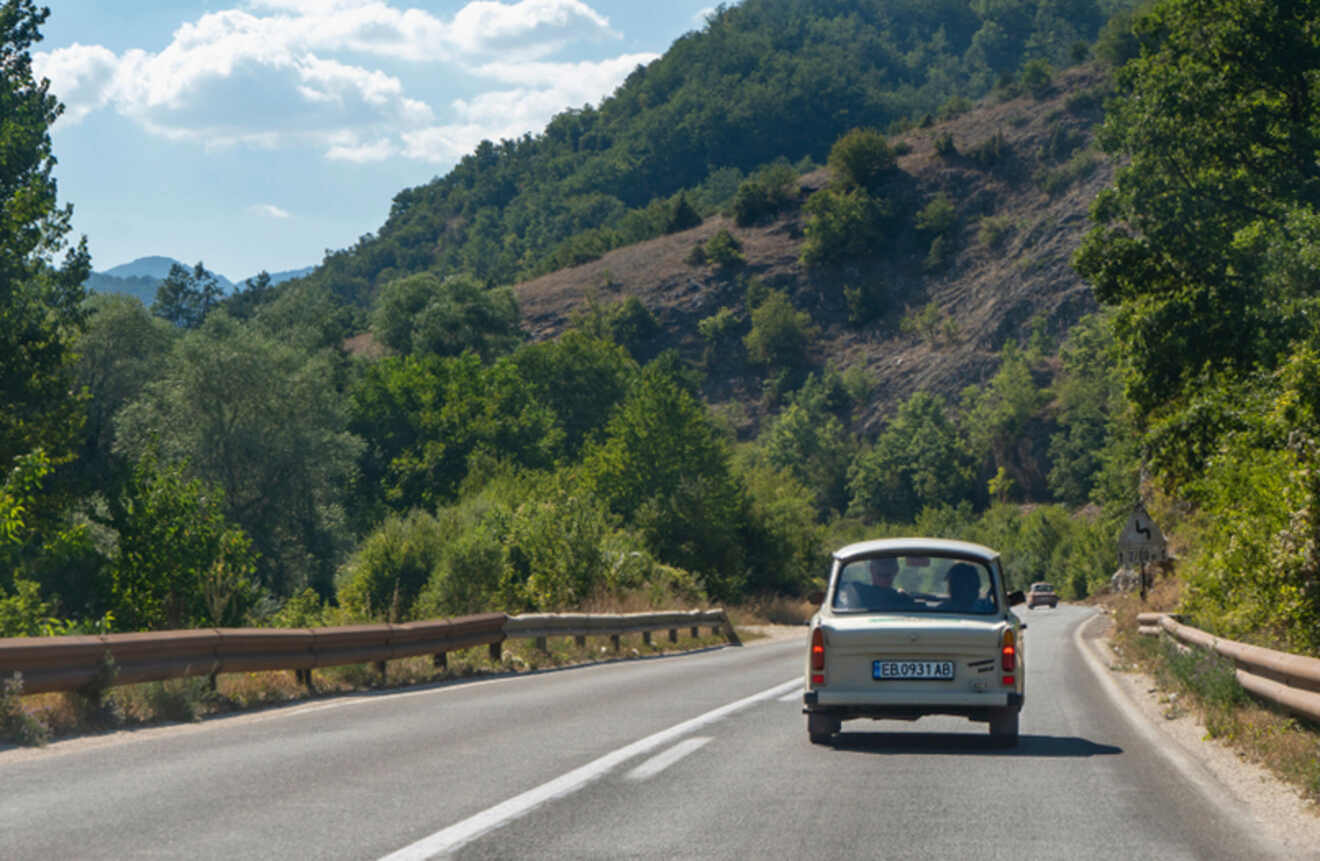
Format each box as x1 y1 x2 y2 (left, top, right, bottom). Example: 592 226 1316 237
960 344 1052 499
107 453 257 630
847 392 976 522
371 271 521 360
73 294 176 491
151 262 224 329
762 402 854 517
349 352 560 518
1074 0 1320 423
114 314 362 597
510 332 637 460
583 365 749 598
0 0 92 472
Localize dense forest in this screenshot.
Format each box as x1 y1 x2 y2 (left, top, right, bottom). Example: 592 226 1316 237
3 0 1317 665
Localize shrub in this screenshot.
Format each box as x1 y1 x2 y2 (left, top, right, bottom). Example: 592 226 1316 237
915 193 957 235
827 128 897 193
703 229 745 269
933 131 956 157
924 234 954 272
800 187 893 266
1037 149 1100 197
731 162 799 226
665 193 702 233
844 279 887 326
1 673 50 746
1019 59 1054 98
968 131 1009 168
337 509 450 621
743 290 818 368
978 216 1015 250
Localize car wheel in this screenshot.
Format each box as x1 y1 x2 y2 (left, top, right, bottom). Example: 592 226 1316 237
988 707 1019 746
808 713 839 744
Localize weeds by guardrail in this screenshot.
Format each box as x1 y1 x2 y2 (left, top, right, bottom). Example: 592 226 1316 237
1136 612 1320 724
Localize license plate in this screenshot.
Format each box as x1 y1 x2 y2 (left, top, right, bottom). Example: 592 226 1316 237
873 660 955 680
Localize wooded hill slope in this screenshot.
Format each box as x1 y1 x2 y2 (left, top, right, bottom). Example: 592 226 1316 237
511 66 1113 433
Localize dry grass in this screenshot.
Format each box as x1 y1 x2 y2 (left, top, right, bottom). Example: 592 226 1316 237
1108 591 1320 804
728 594 816 627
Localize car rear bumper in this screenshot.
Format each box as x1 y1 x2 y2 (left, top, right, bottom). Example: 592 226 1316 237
804 689 1023 725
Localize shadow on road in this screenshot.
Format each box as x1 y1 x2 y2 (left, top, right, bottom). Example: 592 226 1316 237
827 731 1122 757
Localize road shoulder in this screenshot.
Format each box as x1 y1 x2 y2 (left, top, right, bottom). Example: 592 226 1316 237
1078 611 1320 858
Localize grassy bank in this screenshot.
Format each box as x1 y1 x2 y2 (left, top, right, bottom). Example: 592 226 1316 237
1106 592 1320 804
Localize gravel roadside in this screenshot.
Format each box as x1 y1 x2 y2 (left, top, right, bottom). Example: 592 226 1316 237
1081 612 1320 858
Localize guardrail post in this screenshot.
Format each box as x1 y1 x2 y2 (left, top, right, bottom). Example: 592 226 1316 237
610 634 620 652
489 642 502 662
374 660 387 678
643 631 652 646
295 668 314 691
433 652 447 670
575 635 586 647
691 626 699 638
534 636 548 653
668 628 678 643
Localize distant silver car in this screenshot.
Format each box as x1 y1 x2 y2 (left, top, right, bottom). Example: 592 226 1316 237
804 538 1026 746
1027 581 1059 609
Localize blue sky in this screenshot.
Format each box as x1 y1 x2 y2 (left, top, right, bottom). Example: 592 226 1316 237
35 1 723 281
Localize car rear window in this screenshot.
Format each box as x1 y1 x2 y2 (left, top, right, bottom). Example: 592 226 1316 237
831 554 999 614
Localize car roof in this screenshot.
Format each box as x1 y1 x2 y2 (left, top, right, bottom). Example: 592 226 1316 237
833 537 1000 563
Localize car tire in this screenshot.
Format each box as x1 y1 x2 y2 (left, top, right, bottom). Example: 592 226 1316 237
989 707 1019 746
808 713 839 744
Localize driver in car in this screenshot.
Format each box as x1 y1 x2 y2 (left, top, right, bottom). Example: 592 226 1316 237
843 556 916 610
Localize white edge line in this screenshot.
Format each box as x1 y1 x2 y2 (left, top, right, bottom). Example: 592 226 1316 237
777 690 803 702
378 678 801 860
625 736 712 781
1072 612 1286 854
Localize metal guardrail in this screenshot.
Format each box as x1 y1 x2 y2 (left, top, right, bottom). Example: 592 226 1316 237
1136 612 1320 723
0 610 737 696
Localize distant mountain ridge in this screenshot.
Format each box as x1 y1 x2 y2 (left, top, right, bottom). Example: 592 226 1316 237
87 256 314 303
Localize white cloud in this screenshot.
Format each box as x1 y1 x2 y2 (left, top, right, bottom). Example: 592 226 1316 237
251 203 292 218
326 133 396 162
402 52 653 163
35 1 641 164
32 44 120 124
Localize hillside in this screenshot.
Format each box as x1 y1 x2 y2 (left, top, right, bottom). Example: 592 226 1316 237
513 66 1112 433
296 0 1135 309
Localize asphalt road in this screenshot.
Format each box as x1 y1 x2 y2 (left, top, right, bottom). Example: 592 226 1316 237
0 606 1292 859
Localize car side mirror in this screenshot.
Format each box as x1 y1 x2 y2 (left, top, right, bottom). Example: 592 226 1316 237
1007 590 1025 606
807 590 826 606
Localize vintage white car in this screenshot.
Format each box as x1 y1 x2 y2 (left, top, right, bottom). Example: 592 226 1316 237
803 538 1026 745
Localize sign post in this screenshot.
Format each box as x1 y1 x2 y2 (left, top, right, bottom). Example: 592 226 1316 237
1116 502 1166 600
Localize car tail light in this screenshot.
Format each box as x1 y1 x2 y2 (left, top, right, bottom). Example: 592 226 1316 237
1001 627 1016 685
810 627 825 685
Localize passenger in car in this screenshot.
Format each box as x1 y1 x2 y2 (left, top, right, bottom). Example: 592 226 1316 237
940 562 984 612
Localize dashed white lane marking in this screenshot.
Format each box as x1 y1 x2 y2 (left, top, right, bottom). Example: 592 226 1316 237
625 736 711 781
778 689 803 702
378 678 800 860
